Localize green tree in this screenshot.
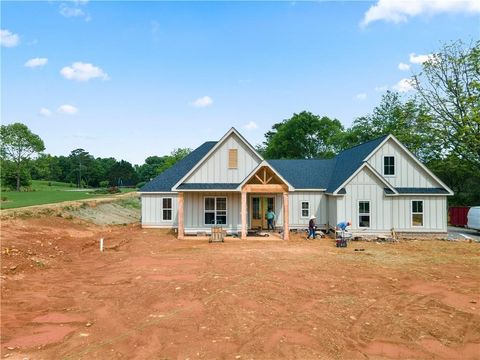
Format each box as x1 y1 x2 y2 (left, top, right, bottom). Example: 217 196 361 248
412 40 480 168
68 149 94 187
263 112 344 159
107 160 138 186
343 91 435 161
0 123 45 191
156 148 191 173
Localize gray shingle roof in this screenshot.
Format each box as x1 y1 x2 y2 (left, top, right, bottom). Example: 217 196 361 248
177 183 240 190
326 135 389 193
140 133 448 195
140 141 217 192
395 187 449 194
267 159 336 189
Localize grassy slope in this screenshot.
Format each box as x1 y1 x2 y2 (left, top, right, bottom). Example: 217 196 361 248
1 181 137 210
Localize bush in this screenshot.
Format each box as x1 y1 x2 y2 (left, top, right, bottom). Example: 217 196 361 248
100 180 109 188
1 196 8 202
108 186 121 194
136 181 146 189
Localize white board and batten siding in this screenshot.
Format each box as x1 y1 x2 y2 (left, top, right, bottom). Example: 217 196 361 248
184 192 241 232
337 167 392 231
288 192 327 228
185 133 261 184
337 167 447 233
367 138 440 188
141 193 178 228
391 196 447 232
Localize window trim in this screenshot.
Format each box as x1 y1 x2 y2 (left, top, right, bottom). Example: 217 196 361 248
358 200 371 228
300 201 310 219
161 197 173 221
383 155 396 177
228 149 238 169
411 199 424 228
203 196 228 226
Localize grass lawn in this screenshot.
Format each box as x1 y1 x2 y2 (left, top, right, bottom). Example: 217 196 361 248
1 180 137 210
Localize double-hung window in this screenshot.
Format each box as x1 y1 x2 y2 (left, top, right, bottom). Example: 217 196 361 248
162 198 172 221
384 156 395 176
301 201 310 218
358 201 370 228
204 197 227 225
412 200 424 227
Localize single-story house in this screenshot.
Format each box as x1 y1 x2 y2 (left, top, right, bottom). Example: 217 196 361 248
140 128 453 239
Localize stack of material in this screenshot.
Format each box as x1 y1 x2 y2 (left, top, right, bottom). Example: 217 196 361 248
209 226 224 243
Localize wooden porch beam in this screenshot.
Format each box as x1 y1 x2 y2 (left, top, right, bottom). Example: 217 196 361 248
178 192 184 240
283 192 289 240
242 184 288 193
241 191 247 240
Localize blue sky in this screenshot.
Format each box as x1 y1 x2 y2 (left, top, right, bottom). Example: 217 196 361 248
1 1 479 164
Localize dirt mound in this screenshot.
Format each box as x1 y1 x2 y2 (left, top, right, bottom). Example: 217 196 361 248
68 199 140 225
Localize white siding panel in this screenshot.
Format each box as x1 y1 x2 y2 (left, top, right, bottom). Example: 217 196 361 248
141 193 178 227
336 168 392 231
288 192 327 228
186 133 261 184
391 196 447 232
367 139 440 188
184 192 241 231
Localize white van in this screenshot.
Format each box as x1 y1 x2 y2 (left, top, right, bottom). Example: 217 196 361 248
467 206 480 231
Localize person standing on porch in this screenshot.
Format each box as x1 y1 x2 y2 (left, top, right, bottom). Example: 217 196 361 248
307 215 316 239
266 208 276 231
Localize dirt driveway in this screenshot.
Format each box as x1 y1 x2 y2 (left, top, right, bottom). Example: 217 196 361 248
1 217 480 359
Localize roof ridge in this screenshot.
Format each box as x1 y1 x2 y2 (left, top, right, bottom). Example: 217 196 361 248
336 134 389 155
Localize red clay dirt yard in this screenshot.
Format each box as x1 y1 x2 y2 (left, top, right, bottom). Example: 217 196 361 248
1 208 480 359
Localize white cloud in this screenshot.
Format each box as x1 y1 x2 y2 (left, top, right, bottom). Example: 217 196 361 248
60 62 109 82
409 52 434 64
0 29 20 47
39 108 52 117
191 96 213 108
244 121 258 130
57 104 79 115
375 85 388 92
398 62 410 71
25 57 48 68
355 93 367 101
392 78 414 92
361 0 480 27
59 1 91 20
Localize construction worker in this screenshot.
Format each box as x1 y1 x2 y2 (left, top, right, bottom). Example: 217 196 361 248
307 215 317 239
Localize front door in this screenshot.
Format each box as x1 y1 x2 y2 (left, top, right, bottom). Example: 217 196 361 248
250 196 275 230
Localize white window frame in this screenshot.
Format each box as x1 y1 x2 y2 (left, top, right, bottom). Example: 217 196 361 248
358 200 371 228
204 196 228 226
411 200 424 228
161 197 173 221
383 155 396 177
300 201 310 218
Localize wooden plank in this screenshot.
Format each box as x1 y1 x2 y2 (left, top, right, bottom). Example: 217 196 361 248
241 191 247 239
178 192 184 240
283 192 289 240
255 174 264 184
266 176 273 184
228 149 238 169
242 184 288 193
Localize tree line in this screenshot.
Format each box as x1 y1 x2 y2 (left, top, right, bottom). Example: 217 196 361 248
1 40 478 205
259 40 479 206
0 128 192 191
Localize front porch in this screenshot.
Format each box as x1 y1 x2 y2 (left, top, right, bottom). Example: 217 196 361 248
177 165 292 240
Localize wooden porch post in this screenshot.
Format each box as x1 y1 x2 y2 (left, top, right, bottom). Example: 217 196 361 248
241 190 247 240
178 192 184 240
283 192 289 240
